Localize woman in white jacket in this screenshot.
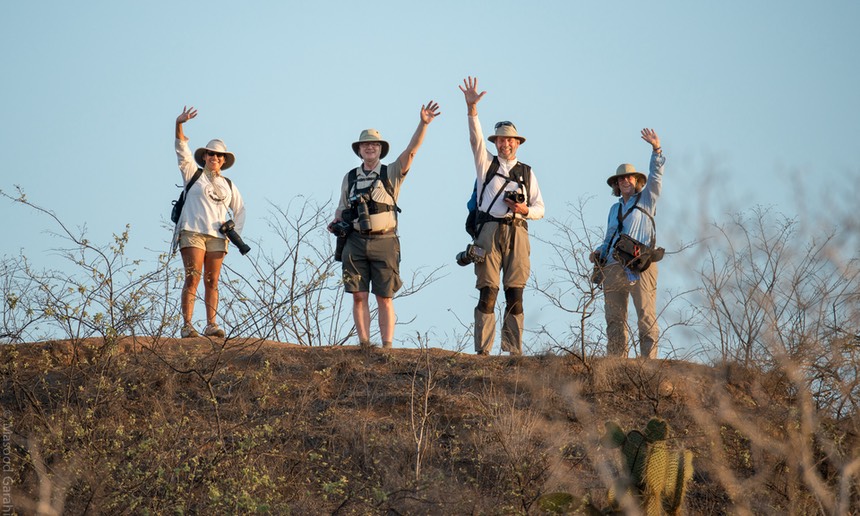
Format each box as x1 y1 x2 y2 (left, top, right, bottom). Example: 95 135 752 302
173 106 246 338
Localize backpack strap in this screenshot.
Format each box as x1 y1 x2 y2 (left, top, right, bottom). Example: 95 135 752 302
379 165 401 213
473 158 513 238
184 168 204 195
477 157 502 206
347 165 401 214
509 162 531 206
478 158 532 206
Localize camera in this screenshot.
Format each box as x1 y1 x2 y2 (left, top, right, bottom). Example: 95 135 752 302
590 254 607 285
504 190 525 204
328 220 352 238
456 243 486 266
219 219 251 255
349 193 373 234
328 220 352 262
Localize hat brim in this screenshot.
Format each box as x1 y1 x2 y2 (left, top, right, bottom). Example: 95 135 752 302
488 135 526 144
352 141 390 160
606 172 647 187
195 148 236 170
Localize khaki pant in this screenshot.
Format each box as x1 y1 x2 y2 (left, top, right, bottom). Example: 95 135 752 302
473 221 530 290
473 221 530 354
602 262 659 358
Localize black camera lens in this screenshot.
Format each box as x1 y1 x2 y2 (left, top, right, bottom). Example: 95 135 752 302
355 201 372 234
219 219 251 255
456 251 471 267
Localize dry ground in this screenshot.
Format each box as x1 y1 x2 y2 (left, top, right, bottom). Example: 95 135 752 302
1 336 853 514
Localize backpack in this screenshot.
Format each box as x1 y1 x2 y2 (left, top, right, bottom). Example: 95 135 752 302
465 157 531 238
170 169 232 224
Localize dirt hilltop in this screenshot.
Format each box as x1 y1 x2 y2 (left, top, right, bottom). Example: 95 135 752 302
0 336 849 514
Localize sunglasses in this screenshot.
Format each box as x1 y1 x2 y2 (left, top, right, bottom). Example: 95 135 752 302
206 151 225 158
495 121 516 130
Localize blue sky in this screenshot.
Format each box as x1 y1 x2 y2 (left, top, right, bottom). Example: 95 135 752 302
3 1 858 355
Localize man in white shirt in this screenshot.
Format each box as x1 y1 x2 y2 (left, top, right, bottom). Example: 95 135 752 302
459 77 545 356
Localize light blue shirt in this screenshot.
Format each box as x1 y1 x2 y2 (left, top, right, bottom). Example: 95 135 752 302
597 151 665 265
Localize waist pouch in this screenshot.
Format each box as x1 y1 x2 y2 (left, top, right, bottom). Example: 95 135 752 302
613 234 665 273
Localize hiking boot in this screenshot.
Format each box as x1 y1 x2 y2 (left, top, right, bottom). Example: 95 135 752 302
203 323 226 338
180 325 199 338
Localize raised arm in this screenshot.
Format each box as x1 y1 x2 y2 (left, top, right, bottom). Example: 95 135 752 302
175 106 198 141
639 128 665 208
459 76 486 117
460 76 489 154
175 106 200 180
395 100 441 171
640 128 661 154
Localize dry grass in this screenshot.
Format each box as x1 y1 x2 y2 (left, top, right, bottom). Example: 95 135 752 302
2 337 857 514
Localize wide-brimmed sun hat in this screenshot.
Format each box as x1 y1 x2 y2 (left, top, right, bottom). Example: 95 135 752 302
194 139 236 170
606 163 646 187
487 121 526 144
352 129 390 159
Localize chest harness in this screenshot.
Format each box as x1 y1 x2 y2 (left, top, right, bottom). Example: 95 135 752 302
344 165 401 218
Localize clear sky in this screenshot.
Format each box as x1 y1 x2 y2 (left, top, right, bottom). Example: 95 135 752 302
3 1 859 355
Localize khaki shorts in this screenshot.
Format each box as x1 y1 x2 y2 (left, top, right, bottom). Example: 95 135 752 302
179 231 229 253
342 234 402 298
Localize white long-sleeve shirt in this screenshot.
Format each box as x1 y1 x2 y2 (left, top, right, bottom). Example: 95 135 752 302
175 139 245 238
468 115 545 220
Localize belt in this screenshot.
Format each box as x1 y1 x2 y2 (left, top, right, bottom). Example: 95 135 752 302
476 212 526 226
482 217 527 228
355 228 396 238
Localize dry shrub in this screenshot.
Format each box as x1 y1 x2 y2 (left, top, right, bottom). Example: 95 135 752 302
2 339 858 514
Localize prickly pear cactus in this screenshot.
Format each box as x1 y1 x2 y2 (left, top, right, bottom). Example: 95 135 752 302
601 418 694 515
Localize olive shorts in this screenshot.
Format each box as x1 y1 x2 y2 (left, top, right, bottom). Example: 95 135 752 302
342 234 402 298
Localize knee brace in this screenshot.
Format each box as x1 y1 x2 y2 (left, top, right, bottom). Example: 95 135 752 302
504 287 524 315
476 287 499 314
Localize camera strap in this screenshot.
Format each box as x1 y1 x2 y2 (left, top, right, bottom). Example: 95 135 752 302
474 158 531 238
212 173 235 220
606 193 657 260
